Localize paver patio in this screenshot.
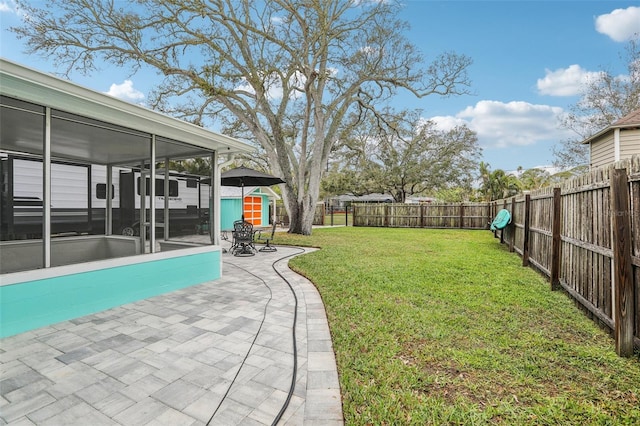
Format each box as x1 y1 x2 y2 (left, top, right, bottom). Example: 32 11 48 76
0 244 343 425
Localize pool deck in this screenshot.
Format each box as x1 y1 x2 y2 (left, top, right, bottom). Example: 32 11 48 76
0 243 343 425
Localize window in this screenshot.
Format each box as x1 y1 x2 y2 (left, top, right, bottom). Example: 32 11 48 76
96 183 114 200
186 179 198 188
137 177 178 197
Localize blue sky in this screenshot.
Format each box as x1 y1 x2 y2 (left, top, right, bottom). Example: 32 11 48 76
1 1 640 172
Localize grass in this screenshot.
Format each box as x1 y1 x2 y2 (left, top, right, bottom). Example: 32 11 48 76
272 227 640 425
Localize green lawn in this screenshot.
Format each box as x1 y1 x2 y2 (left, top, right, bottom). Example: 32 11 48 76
272 227 640 425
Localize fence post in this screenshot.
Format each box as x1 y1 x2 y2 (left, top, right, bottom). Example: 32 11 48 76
493 202 498 238
522 194 531 267
500 200 507 244
509 197 516 252
459 204 464 229
385 204 390 228
551 188 562 291
352 204 357 227
611 168 635 357
486 202 491 230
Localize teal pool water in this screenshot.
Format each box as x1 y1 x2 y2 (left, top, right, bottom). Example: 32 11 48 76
0 249 221 338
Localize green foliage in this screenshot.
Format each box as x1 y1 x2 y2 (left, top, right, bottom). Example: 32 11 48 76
273 228 640 425
477 162 521 201
324 109 481 202
518 167 551 190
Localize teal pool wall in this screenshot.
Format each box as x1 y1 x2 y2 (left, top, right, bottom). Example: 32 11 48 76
0 249 221 338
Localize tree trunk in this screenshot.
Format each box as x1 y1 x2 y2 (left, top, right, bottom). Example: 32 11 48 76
286 198 315 235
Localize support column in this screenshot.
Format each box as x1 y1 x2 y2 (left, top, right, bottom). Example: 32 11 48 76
212 151 220 245
149 137 156 253
43 107 51 268
139 161 147 252
106 166 113 235
164 158 170 241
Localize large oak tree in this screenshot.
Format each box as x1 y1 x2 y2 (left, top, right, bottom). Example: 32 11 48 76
13 0 472 234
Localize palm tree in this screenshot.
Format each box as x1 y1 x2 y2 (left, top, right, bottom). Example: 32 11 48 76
478 163 521 201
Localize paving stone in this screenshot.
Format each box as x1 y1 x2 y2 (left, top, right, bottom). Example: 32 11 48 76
26 394 84 423
208 398 254 425
308 351 337 372
0 342 52 363
304 388 343 421
0 392 56 423
227 380 274 408
55 346 98 364
145 406 198 426
3 416 36 426
112 397 170 426
74 376 125 405
91 334 136 352
0 369 48 397
119 374 169 402
0 360 31 383
251 365 293 393
2 379 54 404
181 364 226 389
182 390 225 423
151 379 207 411
247 389 290 424
41 401 115 425
92 391 136 418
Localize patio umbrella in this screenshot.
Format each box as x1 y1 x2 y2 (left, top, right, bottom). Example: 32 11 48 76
219 166 285 220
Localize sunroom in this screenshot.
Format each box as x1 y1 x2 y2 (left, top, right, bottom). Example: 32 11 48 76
0 58 254 337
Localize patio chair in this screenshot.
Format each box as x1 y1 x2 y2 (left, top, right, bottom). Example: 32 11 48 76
254 221 277 252
231 220 256 256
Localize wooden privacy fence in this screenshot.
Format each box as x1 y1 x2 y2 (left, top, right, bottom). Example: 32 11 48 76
353 202 491 229
275 202 325 226
350 155 639 356
496 156 639 357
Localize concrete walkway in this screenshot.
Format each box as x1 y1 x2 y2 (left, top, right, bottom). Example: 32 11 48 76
0 244 343 425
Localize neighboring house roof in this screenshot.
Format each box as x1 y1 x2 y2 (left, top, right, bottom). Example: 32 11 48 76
332 193 394 202
405 196 438 204
582 107 640 145
612 108 640 126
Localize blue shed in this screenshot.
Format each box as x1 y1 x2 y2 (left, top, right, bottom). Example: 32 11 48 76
220 186 280 230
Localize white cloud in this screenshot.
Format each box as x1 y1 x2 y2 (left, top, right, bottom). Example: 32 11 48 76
0 1 14 13
431 100 572 149
536 64 603 96
595 6 640 42
104 80 145 102
429 115 467 132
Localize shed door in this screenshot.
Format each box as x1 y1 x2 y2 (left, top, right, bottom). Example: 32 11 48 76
244 196 262 226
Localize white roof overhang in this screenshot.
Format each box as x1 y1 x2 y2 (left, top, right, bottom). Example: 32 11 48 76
0 58 254 165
